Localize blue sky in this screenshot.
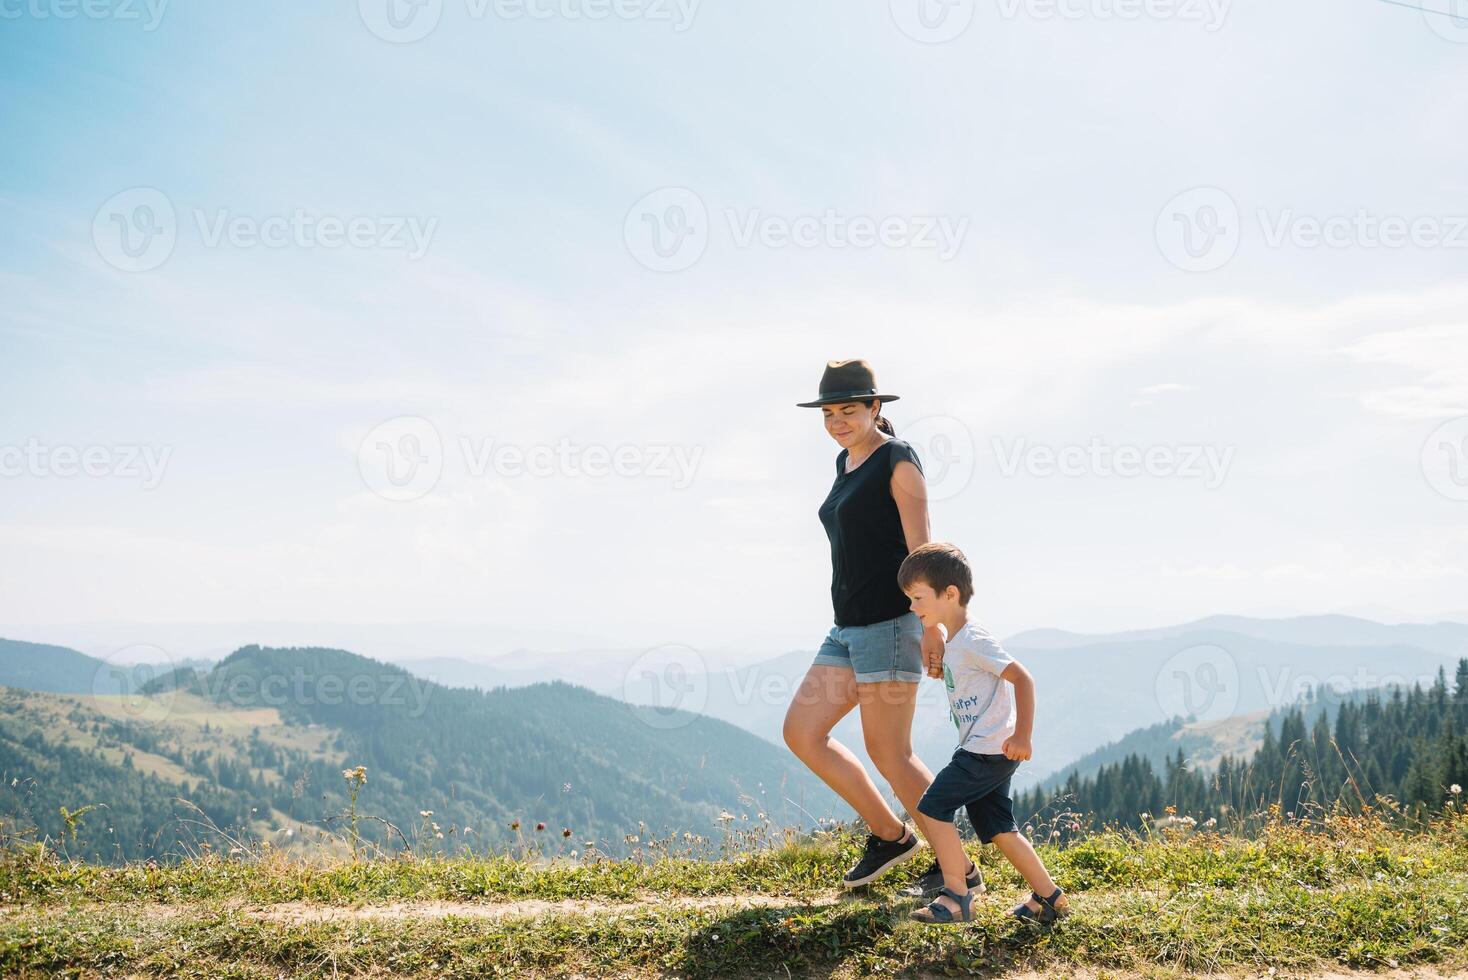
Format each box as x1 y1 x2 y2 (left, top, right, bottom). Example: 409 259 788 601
2 0 1467 663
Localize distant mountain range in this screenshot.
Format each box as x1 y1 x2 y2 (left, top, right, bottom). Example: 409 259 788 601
4 613 1464 862
0 640 836 863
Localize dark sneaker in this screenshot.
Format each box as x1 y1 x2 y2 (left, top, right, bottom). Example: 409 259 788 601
898 858 986 900
841 827 923 888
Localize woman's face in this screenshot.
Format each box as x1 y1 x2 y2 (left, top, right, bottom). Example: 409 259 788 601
821 400 879 449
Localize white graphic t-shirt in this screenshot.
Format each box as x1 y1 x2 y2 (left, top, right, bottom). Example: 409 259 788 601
942 619 1017 755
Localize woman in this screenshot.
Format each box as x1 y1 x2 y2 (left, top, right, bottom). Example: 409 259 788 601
782 358 949 891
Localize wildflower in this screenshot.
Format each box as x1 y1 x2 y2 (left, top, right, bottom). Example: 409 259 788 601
1069 822 1081 832
511 820 520 831
1452 784 1462 796
536 822 546 831
285 828 294 838
1141 811 1152 820
570 850 578 858
563 783 572 792
718 811 735 822
1050 830 1060 839
1024 824 1034 834
420 810 433 818
464 827 473 834
1205 817 1218 828
435 832 444 840
562 828 572 838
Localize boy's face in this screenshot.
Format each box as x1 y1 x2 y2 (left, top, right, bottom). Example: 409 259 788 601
903 580 960 628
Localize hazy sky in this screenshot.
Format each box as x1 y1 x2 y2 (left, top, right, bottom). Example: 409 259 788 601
2 0 1467 663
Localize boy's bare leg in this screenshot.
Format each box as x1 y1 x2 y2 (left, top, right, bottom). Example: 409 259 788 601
991 831 1069 913
921 816 974 917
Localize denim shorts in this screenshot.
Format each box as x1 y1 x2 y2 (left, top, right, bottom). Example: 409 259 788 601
811 611 924 684
916 747 1021 843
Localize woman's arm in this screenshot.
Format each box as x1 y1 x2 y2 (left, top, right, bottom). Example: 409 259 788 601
892 459 944 676
891 459 930 552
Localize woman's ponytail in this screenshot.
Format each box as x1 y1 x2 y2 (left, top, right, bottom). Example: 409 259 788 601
875 412 895 436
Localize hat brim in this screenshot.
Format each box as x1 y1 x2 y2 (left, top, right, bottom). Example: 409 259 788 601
795 393 901 408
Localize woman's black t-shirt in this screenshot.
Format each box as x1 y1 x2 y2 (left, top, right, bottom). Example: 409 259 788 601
818 437 925 628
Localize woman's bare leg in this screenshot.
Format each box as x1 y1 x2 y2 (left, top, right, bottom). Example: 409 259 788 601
783 665 906 838
857 680 942 845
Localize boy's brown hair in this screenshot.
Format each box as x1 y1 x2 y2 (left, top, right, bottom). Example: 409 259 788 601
898 542 974 606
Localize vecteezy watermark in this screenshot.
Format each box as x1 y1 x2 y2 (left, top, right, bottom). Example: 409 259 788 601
1157 186 1468 272
358 416 444 503
1422 416 1468 502
0 0 168 30
1156 187 1241 273
357 416 704 502
992 437 1235 488
1156 643 1239 727
624 186 971 272
0 438 172 489
91 644 183 726
1416 0 1468 43
459 437 702 487
622 644 707 729
623 187 709 273
995 0 1231 30
901 415 976 501
1257 664 1449 708
207 666 435 718
1257 209 1468 251
92 187 438 272
358 0 701 43
890 0 976 43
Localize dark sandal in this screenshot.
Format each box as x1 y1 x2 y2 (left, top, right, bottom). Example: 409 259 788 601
910 885 974 925
1011 886 1068 925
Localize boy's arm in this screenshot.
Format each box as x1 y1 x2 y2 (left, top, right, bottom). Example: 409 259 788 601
1000 660 1035 761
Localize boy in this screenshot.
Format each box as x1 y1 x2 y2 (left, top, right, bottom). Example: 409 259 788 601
897 542 1069 925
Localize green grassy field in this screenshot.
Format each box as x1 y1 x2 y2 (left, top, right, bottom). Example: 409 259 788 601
2 801 1466 979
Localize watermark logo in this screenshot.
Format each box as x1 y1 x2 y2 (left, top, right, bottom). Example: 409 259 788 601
1156 186 1240 272
358 416 444 502
622 644 707 729
358 0 443 42
995 0 1230 30
209 665 435 717
92 188 438 271
1422 416 1468 502
902 415 976 501
1155 643 1239 727
0 439 173 489
91 644 182 726
459 436 702 488
992 437 1234 488
93 187 177 273
356 418 703 501
1423 0 1468 42
0 0 169 29
890 0 975 42
624 187 709 273
359 0 701 42
1258 209 1468 251
625 186 971 272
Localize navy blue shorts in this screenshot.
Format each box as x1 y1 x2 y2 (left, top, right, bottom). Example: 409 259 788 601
916 747 1022 843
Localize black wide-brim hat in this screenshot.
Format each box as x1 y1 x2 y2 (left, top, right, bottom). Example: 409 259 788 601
796 358 901 408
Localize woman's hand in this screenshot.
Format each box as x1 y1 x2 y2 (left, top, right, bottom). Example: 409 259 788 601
921 624 946 679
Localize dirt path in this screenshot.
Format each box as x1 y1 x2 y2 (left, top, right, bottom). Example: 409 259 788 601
247 892 839 924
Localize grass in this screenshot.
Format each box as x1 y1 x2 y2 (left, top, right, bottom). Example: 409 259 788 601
3 800 1466 978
